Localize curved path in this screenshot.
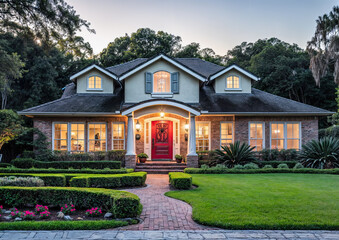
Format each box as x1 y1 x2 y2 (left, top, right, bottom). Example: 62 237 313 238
119 174 215 230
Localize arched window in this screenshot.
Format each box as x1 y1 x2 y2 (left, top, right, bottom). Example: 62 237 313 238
153 71 170 93
88 76 102 89
226 75 240 89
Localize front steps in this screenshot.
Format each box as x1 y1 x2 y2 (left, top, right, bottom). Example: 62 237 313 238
135 161 187 174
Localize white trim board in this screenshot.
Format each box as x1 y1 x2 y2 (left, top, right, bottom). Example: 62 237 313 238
119 54 206 82
70 64 118 80
210 65 259 81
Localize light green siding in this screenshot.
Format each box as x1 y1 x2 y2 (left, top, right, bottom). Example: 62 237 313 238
76 69 114 94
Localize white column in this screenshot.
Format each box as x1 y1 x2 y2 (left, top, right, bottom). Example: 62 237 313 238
126 113 136 155
187 113 198 156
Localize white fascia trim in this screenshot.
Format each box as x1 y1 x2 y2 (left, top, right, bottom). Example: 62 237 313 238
18 112 121 116
121 100 201 116
119 54 206 82
210 65 259 81
200 112 332 116
70 64 118 80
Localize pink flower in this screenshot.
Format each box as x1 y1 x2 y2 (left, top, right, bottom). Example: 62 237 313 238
0 205 3 209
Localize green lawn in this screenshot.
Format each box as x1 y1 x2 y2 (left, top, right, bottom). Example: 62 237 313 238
165 174 339 230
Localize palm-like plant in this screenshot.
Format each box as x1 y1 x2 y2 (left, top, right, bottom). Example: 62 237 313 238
214 141 256 168
299 136 339 169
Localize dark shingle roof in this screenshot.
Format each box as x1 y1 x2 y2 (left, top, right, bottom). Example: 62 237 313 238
105 57 224 78
199 85 331 114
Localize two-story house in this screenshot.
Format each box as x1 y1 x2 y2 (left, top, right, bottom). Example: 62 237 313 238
19 53 331 168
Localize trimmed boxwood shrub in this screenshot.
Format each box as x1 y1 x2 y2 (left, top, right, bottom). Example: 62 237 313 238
0 173 66 186
0 163 12 168
70 172 147 188
184 168 339 174
253 160 298 168
0 168 132 174
169 172 192 190
0 187 142 218
11 158 121 169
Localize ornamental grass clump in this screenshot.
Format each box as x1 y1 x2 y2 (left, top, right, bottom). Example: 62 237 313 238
214 141 256 168
277 163 289 169
85 207 103 217
22 211 35 220
0 176 44 187
299 137 339 169
60 204 76 214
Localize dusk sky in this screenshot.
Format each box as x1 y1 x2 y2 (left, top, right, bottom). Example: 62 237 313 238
68 0 338 55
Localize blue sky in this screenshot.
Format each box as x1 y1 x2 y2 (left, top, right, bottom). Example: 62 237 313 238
67 0 338 55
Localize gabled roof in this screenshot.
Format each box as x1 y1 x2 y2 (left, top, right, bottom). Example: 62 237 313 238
209 64 259 81
113 54 208 81
69 64 118 80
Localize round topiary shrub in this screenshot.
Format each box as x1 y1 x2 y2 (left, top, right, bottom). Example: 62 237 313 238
243 163 259 169
277 163 289 169
293 163 304 169
262 164 273 169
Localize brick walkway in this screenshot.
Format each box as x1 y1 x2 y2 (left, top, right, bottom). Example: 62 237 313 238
119 174 213 230
1 230 339 239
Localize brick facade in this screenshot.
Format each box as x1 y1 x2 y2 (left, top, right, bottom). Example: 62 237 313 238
33 115 318 162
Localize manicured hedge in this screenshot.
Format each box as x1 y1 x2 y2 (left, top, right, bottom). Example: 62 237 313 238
0 163 12 168
0 173 66 186
70 172 147 188
0 187 142 218
253 160 298 168
184 168 339 174
169 172 192 190
0 220 129 230
11 158 121 169
0 168 133 174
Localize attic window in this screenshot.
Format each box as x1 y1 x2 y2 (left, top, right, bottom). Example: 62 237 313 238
153 71 170 93
226 75 240 89
88 76 102 89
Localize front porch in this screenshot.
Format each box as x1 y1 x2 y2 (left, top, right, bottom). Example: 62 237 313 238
123 99 202 169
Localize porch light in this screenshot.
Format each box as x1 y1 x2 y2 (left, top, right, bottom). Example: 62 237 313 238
184 121 189 132
135 120 141 132
160 112 165 118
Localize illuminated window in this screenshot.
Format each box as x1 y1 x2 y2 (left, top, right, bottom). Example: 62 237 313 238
226 75 240 89
270 122 300 150
88 123 106 151
249 123 264 151
53 123 68 151
70 123 85 152
196 122 210 151
112 123 125 150
88 76 102 89
153 71 170 93
220 122 233 147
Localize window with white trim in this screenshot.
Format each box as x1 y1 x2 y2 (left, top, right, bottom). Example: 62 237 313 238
196 122 210 151
249 122 264 151
88 123 106 151
153 71 170 93
220 122 233 147
226 75 240 89
70 123 85 152
112 123 125 150
53 123 68 151
270 122 301 150
88 76 102 89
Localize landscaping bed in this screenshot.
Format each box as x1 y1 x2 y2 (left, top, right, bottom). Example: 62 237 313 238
0 168 133 174
184 168 339 174
165 174 339 230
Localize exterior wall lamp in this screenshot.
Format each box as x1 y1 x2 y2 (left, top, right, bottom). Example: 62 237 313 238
135 120 141 140
184 120 189 141
160 112 165 118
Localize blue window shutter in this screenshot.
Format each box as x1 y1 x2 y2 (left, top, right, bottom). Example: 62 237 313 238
171 72 179 94
145 72 152 93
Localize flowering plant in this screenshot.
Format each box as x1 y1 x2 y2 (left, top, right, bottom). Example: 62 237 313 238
23 210 35 220
0 205 2 218
85 207 102 217
60 203 76 214
10 208 23 219
35 204 48 214
39 210 51 219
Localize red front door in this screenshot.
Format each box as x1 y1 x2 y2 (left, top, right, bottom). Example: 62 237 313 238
151 121 173 160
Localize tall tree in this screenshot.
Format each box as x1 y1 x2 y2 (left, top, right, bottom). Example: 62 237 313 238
0 47 24 109
307 6 339 86
0 109 24 150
